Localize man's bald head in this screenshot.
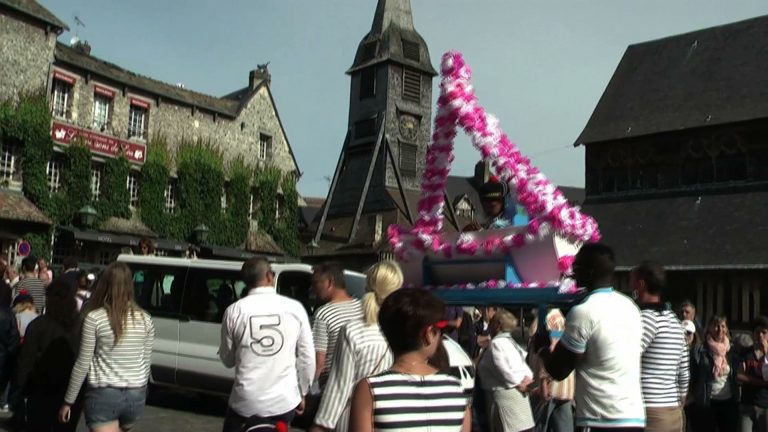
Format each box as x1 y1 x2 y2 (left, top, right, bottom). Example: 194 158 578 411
242 258 274 288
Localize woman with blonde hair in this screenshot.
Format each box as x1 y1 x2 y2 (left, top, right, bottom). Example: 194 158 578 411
58 262 155 432
478 309 536 432
309 261 403 432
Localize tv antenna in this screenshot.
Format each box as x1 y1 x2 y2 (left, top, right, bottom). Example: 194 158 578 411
74 15 86 36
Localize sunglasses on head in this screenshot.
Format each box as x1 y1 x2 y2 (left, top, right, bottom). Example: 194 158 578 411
422 320 450 337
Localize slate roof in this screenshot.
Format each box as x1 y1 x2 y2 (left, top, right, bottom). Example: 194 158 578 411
0 0 67 31
54 43 302 175
245 230 285 256
99 217 156 237
55 43 247 117
0 189 51 225
582 191 768 269
575 15 768 146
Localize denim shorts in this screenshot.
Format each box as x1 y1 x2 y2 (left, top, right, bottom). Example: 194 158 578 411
84 386 147 428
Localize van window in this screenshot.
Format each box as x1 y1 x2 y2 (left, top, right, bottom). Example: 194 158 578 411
130 264 187 315
276 271 314 317
182 268 244 323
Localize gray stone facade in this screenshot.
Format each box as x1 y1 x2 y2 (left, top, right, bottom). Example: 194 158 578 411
54 61 296 174
0 7 57 102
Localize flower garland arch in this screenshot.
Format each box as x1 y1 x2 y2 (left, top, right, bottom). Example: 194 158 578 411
388 51 600 266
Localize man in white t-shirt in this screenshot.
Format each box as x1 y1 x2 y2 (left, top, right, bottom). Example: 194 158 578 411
534 243 645 431
219 258 315 432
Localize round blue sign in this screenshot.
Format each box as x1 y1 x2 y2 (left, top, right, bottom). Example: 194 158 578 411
17 241 31 257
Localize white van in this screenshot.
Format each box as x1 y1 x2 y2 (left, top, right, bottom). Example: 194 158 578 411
116 255 366 395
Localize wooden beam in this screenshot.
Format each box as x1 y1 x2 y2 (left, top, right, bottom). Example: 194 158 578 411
443 192 459 230
385 140 414 225
313 130 350 245
348 113 387 243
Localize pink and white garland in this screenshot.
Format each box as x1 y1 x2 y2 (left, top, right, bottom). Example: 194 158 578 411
407 278 580 295
388 51 600 263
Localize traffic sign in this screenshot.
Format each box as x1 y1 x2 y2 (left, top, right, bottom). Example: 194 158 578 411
17 241 30 257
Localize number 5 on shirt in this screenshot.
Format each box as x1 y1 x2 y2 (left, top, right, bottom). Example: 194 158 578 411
250 315 285 356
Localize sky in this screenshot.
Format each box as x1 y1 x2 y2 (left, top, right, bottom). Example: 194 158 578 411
39 0 768 198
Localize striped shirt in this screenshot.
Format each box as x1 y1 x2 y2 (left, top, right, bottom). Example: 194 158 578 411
64 306 155 404
640 307 690 407
312 299 362 380
13 277 46 313
314 321 392 431
368 371 468 431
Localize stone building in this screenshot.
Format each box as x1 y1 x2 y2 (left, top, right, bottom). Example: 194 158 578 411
576 16 768 327
0 0 300 266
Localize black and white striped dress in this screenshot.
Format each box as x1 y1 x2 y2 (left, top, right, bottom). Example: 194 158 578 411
368 371 469 431
314 321 392 432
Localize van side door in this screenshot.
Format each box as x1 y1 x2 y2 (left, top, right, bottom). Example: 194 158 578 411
130 262 189 386
176 267 246 394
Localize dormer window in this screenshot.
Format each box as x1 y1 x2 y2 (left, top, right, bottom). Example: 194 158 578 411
455 197 475 219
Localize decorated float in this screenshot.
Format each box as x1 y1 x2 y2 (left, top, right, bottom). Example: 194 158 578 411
388 52 601 309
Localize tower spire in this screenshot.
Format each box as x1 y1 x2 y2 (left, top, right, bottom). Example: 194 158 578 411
371 0 414 34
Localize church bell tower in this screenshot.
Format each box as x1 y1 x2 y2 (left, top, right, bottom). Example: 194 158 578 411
313 0 436 249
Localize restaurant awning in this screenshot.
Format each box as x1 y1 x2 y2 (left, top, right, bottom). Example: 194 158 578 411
59 226 140 247
155 238 190 252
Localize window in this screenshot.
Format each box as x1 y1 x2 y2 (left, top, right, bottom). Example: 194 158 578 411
455 198 474 219
51 79 73 118
360 67 376 99
182 268 246 323
46 159 62 193
128 105 149 140
221 186 228 212
127 171 140 208
91 167 102 201
98 250 112 266
402 39 420 61
258 134 272 160
402 68 421 102
371 214 383 243
130 264 188 314
275 196 281 219
164 182 176 213
0 143 20 185
92 94 111 131
249 191 258 221
399 142 418 177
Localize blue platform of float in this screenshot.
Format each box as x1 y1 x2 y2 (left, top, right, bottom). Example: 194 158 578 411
431 287 583 306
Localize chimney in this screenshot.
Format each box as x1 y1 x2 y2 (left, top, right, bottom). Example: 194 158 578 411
474 160 489 186
249 63 271 89
73 40 91 55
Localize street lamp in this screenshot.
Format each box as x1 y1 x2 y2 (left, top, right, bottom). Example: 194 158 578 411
78 205 98 228
193 223 209 245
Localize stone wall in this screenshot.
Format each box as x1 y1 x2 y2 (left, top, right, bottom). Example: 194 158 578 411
0 9 57 102
53 64 297 175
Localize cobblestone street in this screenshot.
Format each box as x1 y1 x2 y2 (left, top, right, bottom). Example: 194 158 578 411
0 387 303 432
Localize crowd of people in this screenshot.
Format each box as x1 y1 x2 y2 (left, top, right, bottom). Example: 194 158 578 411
0 256 154 432
1 238 766 432
222 246 768 432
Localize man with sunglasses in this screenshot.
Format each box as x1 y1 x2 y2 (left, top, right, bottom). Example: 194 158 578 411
219 258 315 432
534 243 645 431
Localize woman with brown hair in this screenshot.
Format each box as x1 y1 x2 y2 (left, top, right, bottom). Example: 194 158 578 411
58 262 155 432
348 288 471 432
688 315 738 432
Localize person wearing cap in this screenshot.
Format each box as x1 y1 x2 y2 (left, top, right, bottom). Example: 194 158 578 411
464 177 514 232
631 261 689 432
